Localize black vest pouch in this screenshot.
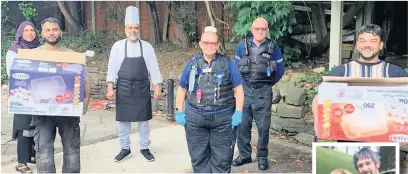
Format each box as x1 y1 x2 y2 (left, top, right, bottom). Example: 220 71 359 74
238 58 251 75
255 53 271 77
269 60 277 74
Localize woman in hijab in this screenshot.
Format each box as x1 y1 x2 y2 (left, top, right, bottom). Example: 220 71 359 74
6 21 40 173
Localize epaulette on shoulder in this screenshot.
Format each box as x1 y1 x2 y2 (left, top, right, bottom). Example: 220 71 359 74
267 39 276 53
189 54 203 61
217 53 230 60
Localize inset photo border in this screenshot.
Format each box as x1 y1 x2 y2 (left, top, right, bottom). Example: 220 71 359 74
312 142 400 174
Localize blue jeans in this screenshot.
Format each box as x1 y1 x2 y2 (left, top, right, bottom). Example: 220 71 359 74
118 121 150 150
32 116 80 173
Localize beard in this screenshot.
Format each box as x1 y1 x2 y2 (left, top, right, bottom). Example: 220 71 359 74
126 33 138 41
358 166 379 174
44 36 61 45
358 47 380 60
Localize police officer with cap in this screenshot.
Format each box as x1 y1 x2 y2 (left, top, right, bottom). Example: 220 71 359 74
175 26 244 173
233 17 285 170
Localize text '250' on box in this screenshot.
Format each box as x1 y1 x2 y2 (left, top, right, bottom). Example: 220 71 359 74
315 76 408 143
8 49 86 117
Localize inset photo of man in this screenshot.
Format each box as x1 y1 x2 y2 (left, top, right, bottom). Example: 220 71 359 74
313 142 400 174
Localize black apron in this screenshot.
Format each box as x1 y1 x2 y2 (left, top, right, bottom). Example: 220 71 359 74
116 39 152 122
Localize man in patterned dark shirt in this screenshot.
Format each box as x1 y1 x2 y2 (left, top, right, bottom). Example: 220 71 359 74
312 24 408 142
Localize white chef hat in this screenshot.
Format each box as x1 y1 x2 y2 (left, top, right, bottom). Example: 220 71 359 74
125 6 139 25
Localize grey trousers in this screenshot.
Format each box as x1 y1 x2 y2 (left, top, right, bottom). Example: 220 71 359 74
118 121 150 150
32 116 80 173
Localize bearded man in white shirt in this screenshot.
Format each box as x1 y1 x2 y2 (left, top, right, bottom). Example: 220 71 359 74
106 6 163 163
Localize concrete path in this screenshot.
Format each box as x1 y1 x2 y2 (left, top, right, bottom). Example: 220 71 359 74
1 125 193 173
1 123 313 173
1 106 170 165
1 89 313 173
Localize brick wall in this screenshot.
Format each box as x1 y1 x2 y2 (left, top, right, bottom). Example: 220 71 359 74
82 1 238 42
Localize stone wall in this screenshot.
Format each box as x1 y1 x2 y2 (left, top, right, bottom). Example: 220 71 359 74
150 81 178 113
270 80 315 146
86 62 178 114
87 63 316 146
402 150 408 173
87 63 108 99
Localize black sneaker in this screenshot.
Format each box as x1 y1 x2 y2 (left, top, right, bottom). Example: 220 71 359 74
140 149 155 162
114 149 132 162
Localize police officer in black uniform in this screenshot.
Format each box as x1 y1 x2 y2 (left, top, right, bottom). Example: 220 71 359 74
233 17 285 170
175 26 244 173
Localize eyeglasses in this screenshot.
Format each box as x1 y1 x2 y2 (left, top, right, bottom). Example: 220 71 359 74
253 27 268 32
200 41 219 47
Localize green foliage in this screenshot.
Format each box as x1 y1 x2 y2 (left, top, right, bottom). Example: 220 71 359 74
60 31 123 53
405 68 408 74
1 1 11 25
305 89 318 112
225 1 301 66
281 40 302 66
1 29 17 84
295 67 329 113
225 1 297 42
18 2 37 21
295 67 329 84
108 8 119 20
316 147 356 174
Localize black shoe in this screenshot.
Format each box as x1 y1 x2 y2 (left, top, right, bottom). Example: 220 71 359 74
114 149 132 162
232 156 252 166
258 158 269 170
140 149 155 162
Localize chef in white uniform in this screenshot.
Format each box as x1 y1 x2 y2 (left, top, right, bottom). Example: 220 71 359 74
106 6 163 163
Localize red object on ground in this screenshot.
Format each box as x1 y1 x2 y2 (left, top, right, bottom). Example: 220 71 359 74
91 100 110 109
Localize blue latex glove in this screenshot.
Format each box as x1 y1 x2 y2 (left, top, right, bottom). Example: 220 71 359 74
231 110 242 127
176 111 186 125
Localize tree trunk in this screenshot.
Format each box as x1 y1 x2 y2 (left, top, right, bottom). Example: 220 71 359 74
381 2 393 54
177 24 190 49
66 1 81 33
55 4 65 30
57 1 84 34
204 1 215 27
147 1 161 46
219 2 226 54
204 1 225 54
311 2 328 42
170 2 192 49
162 2 170 41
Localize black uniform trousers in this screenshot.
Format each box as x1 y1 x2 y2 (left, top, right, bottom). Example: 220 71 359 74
13 114 36 164
185 106 237 173
15 130 35 163
237 85 272 160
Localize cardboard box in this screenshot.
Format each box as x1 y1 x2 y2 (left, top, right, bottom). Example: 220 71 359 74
8 49 86 117
315 76 408 143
